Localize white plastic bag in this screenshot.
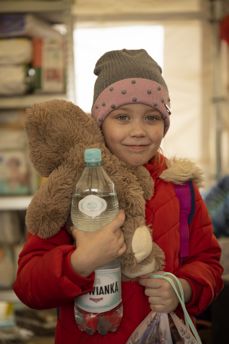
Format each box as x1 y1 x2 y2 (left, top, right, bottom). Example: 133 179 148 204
126 272 202 344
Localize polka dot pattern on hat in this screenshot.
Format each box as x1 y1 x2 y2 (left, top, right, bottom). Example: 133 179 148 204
92 78 171 134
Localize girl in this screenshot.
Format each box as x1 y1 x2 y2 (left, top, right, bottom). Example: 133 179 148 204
14 49 223 343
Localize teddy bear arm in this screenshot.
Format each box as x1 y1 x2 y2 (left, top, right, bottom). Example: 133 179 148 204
132 166 154 200
118 215 156 275
131 225 153 262
122 241 165 278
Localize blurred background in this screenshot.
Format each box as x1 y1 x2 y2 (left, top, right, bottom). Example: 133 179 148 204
0 1 228 343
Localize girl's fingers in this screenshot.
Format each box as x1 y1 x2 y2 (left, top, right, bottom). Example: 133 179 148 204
117 242 127 256
139 278 161 289
110 210 125 230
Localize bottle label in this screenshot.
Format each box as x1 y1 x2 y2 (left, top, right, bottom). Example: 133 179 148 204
75 267 122 313
79 195 107 218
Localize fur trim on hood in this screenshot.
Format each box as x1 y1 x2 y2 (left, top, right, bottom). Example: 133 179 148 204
160 157 204 187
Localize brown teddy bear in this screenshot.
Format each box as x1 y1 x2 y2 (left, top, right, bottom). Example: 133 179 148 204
25 99 165 278
24 99 203 278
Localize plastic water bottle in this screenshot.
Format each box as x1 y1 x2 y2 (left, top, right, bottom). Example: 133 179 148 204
71 148 123 335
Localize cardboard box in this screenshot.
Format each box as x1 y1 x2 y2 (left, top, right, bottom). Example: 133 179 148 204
32 36 65 93
0 129 35 195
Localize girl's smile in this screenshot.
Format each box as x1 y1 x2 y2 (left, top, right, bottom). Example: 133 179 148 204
102 103 164 167
125 145 150 152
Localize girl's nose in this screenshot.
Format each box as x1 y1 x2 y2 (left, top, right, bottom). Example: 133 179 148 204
129 122 146 137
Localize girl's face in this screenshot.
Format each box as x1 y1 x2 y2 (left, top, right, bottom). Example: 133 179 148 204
102 103 164 167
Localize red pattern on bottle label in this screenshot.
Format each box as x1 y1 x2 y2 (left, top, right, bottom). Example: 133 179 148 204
76 267 122 313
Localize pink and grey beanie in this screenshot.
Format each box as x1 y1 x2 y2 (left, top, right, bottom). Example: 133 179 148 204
91 49 171 134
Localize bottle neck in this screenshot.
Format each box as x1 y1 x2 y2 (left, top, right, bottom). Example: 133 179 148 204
86 162 101 167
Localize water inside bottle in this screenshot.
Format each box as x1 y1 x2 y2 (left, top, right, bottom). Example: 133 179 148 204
71 193 119 231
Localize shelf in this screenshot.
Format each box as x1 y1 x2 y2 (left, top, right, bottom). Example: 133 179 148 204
0 94 67 110
0 1 74 107
0 196 32 210
1 0 68 12
0 0 67 12
0 0 71 24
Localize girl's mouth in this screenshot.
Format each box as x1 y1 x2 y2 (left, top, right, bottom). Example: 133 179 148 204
125 145 149 152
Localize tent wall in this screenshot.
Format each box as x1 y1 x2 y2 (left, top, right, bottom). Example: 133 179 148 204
72 0 202 18
72 0 229 188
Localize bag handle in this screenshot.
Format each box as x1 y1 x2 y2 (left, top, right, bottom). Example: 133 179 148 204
151 272 202 344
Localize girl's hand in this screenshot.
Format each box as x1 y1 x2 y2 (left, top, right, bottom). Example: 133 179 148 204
70 210 126 276
139 272 192 313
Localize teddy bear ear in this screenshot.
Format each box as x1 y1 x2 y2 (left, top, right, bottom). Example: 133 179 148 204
24 99 95 177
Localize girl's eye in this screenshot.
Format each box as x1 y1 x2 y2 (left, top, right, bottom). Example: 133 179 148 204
115 114 129 121
144 114 162 122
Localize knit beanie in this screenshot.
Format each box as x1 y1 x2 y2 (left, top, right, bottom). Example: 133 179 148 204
91 49 171 134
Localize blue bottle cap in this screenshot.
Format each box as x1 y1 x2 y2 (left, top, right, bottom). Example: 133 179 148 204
84 148 101 163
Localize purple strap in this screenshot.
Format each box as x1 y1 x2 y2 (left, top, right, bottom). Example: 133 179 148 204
174 183 191 263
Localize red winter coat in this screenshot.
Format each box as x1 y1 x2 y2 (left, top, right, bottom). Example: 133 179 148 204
13 155 223 344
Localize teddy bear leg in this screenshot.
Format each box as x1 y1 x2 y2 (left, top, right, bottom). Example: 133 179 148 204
131 225 153 263
122 242 165 279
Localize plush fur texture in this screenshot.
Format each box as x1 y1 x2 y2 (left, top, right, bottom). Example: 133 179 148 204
25 99 164 278
160 158 203 187
24 99 203 278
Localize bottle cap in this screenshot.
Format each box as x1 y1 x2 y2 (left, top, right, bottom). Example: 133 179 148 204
84 148 101 163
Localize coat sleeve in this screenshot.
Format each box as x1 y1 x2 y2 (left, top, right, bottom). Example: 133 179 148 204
175 183 224 315
13 228 95 309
